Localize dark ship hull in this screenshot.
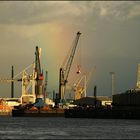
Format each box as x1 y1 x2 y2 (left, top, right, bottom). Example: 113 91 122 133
64 108 140 119
65 90 140 119
12 108 64 117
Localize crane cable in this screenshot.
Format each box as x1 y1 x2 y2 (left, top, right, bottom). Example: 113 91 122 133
0 62 35 83
76 35 82 74
13 62 35 79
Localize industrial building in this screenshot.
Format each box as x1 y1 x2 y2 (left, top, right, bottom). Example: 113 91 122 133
73 96 112 108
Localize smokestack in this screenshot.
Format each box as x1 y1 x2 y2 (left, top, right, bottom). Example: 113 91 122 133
94 86 97 98
94 86 97 108
11 65 14 98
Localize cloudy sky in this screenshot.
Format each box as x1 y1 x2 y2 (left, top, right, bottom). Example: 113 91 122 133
0 1 140 98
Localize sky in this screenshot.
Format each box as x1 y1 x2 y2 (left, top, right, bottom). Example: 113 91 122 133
0 1 140 98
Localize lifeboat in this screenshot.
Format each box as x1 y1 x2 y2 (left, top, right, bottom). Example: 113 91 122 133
29 106 38 111
40 106 49 111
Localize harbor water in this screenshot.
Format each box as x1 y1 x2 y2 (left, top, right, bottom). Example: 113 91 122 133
0 117 140 139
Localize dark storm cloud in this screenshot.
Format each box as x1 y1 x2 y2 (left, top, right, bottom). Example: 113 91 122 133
0 1 66 25
0 1 139 25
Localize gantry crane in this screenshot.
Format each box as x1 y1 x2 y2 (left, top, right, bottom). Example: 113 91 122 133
59 31 81 102
0 63 36 104
21 63 36 104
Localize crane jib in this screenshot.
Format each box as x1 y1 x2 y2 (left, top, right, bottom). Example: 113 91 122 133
59 31 82 101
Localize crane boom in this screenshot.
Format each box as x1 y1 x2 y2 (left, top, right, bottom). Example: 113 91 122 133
0 78 22 82
34 46 45 107
35 46 42 77
35 46 44 96
64 32 81 82
59 31 81 102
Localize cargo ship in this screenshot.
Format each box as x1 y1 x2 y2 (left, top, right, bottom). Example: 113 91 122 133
64 89 140 119
64 63 140 119
12 105 64 117
64 106 140 119
64 108 140 119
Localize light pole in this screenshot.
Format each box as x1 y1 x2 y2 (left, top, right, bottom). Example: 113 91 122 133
110 72 115 101
11 65 14 98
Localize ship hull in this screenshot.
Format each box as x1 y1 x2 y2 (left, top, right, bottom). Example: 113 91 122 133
12 109 64 117
64 108 140 119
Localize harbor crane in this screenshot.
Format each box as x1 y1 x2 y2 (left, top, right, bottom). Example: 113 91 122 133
71 67 96 100
0 46 46 108
73 74 87 100
59 31 81 102
33 46 45 107
0 63 36 104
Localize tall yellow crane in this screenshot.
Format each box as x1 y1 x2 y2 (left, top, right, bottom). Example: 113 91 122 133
71 67 96 100
59 32 81 103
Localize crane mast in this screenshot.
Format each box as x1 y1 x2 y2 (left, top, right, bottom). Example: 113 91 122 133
35 46 42 77
59 32 81 102
34 46 45 107
35 46 44 98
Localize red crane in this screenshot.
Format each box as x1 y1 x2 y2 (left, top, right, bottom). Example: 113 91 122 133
34 46 45 107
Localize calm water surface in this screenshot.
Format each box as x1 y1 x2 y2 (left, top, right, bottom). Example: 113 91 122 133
0 117 140 139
